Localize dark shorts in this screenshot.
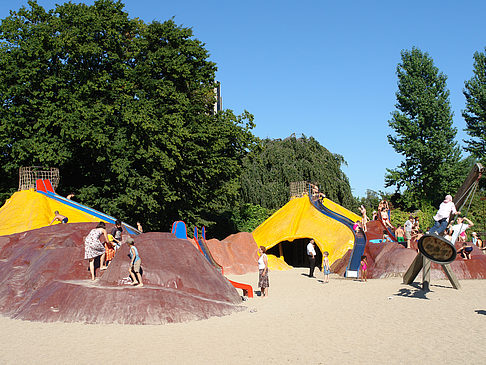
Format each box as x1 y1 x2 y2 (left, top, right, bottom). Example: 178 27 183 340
62 217 68 224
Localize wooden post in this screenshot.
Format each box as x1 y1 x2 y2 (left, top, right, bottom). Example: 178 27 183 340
278 242 284 259
403 253 424 285
442 263 461 290
422 257 431 292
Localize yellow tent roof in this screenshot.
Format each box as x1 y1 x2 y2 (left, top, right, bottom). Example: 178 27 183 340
0 190 107 236
252 196 361 268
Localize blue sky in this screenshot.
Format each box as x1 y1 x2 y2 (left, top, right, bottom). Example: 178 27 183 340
2 1 486 197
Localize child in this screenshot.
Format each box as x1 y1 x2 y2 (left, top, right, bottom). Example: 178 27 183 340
353 221 361 233
359 255 368 282
359 205 368 232
127 237 143 287
110 220 123 249
457 241 473 260
395 225 405 246
322 251 330 283
104 234 116 266
382 230 391 243
49 211 68 225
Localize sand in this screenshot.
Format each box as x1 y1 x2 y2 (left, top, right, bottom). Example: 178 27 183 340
1 268 485 364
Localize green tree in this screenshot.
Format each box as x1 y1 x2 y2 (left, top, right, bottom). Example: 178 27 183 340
0 0 256 234
240 135 356 211
386 47 465 209
463 49 486 162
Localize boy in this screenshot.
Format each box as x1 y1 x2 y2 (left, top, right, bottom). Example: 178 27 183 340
110 220 123 249
127 237 143 287
49 211 68 225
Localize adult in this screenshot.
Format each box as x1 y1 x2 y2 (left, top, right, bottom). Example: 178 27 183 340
307 239 317 278
84 222 109 280
404 215 414 249
429 195 460 235
450 217 474 245
258 246 269 297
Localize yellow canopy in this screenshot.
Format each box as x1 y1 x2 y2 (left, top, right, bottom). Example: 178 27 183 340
0 190 107 236
252 196 361 269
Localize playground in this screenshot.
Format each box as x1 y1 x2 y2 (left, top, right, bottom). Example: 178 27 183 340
1 168 486 363
0 269 485 364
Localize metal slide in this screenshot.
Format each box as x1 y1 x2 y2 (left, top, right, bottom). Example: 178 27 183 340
36 179 140 235
308 188 367 278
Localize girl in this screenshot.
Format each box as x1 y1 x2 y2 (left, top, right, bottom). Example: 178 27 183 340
359 205 368 232
258 246 269 297
359 255 368 282
322 251 330 283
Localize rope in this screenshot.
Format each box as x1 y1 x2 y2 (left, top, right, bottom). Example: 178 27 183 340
450 179 479 244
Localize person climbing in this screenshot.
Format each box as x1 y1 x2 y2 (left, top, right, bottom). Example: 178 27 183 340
429 195 460 235
127 237 143 287
84 222 109 280
49 211 68 225
110 220 123 249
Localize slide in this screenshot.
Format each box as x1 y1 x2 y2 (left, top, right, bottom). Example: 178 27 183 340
308 190 367 278
194 227 253 298
37 179 140 235
253 192 362 270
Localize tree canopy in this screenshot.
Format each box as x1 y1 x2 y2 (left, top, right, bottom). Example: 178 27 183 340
386 47 466 209
463 48 486 163
240 135 356 211
0 0 256 233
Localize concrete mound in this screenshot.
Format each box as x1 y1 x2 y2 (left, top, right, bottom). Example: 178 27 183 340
332 238 486 280
0 223 242 324
207 232 259 275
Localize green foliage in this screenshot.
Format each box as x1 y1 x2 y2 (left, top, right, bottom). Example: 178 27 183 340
463 49 486 164
386 47 466 209
0 0 256 234
231 203 275 233
240 135 356 211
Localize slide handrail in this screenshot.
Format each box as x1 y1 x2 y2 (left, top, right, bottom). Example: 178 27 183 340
307 185 367 276
37 189 140 235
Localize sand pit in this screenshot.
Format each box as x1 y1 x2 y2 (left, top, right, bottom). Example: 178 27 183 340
1 268 485 364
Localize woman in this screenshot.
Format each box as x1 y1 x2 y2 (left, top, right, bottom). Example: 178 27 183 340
258 246 269 297
84 222 109 280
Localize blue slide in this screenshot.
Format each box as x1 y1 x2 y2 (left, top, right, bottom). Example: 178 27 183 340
37 189 140 235
308 187 367 278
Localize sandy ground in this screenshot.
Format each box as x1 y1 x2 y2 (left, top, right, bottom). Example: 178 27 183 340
1 268 485 365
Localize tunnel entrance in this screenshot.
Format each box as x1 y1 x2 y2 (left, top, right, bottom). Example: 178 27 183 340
267 238 322 269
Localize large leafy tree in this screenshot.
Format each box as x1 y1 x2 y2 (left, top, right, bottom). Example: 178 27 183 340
386 47 465 209
0 0 256 233
463 49 486 161
240 135 356 211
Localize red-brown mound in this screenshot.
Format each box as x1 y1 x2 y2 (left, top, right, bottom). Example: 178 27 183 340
0 223 242 324
332 240 486 280
206 232 259 275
